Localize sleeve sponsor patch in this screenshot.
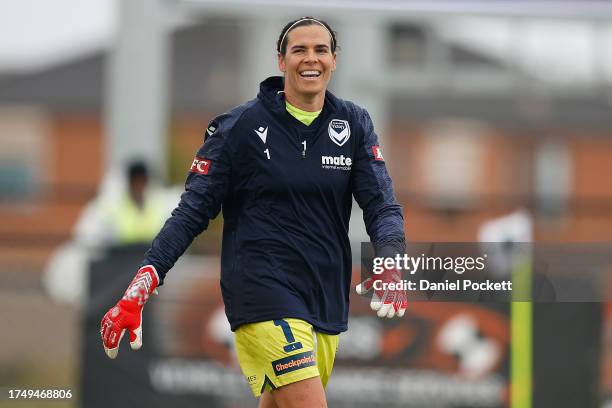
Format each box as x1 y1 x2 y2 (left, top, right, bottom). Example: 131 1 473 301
372 145 384 161
271 351 316 376
190 156 211 175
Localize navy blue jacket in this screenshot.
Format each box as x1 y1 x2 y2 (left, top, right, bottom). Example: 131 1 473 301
144 76 405 334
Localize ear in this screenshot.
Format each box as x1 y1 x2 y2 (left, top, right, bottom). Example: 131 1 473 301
278 53 286 72
331 52 337 72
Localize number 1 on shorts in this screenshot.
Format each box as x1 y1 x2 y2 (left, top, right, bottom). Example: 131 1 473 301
273 320 303 352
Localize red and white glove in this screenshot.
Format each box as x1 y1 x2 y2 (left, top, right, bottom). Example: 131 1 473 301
100 265 159 359
356 267 408 318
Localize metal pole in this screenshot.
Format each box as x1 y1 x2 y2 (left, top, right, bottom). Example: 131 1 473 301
105 0 171 180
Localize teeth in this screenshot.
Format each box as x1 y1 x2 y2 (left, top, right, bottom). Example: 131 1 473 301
300 70 321 77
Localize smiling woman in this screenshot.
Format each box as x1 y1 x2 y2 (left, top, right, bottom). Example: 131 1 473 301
100 16 406 408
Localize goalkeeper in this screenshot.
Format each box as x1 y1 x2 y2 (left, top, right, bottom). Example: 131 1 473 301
101 16 406 408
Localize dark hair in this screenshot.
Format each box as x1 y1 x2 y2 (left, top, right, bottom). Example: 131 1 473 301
127 160 148 182
277 17 338 56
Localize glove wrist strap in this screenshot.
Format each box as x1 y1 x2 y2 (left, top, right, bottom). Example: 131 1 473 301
122 265 159 306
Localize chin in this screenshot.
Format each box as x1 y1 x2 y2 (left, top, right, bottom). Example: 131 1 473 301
298 81 326 95
299 86 324 96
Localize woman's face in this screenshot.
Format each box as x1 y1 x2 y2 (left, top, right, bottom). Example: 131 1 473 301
278 24 336 103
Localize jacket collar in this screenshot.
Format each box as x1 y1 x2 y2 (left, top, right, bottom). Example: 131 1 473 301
257 76 341 116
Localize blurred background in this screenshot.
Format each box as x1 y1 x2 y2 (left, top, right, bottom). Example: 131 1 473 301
1 0 612 407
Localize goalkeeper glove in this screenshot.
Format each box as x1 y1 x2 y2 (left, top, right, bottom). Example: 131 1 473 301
356 267 407 318
100 265 159 359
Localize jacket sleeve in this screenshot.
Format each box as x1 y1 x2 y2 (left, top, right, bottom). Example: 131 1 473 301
350 109 406 258
142 118 232 283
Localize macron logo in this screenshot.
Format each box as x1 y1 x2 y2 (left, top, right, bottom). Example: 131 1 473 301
254 126 268 143
321 155 352 171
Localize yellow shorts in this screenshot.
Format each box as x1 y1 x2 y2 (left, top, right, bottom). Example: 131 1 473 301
234 318 339 397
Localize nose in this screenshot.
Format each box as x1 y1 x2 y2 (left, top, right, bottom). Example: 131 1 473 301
304 48 318 63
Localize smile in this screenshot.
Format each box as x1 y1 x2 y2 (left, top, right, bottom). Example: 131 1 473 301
299 70 321 78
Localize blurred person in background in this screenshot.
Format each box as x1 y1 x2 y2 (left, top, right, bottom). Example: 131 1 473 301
44 160 176 306
105 161 168 244
100 17 407 408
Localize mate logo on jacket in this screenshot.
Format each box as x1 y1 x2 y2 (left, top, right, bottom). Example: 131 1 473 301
328 119 350 147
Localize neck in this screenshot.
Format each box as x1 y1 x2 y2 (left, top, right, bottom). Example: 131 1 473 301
130 193 145 210
284 90 325 112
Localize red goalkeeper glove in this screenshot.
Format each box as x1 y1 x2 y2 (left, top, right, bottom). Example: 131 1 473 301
100 265 159 359
356 267 407 318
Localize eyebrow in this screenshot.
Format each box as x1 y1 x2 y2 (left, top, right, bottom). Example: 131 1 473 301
290 44 330 51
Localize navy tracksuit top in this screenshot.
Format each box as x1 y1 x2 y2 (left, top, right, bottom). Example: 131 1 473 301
144 76 405 334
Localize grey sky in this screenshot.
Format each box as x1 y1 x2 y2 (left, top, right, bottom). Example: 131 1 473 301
0 0 115 73
0 0 610 85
